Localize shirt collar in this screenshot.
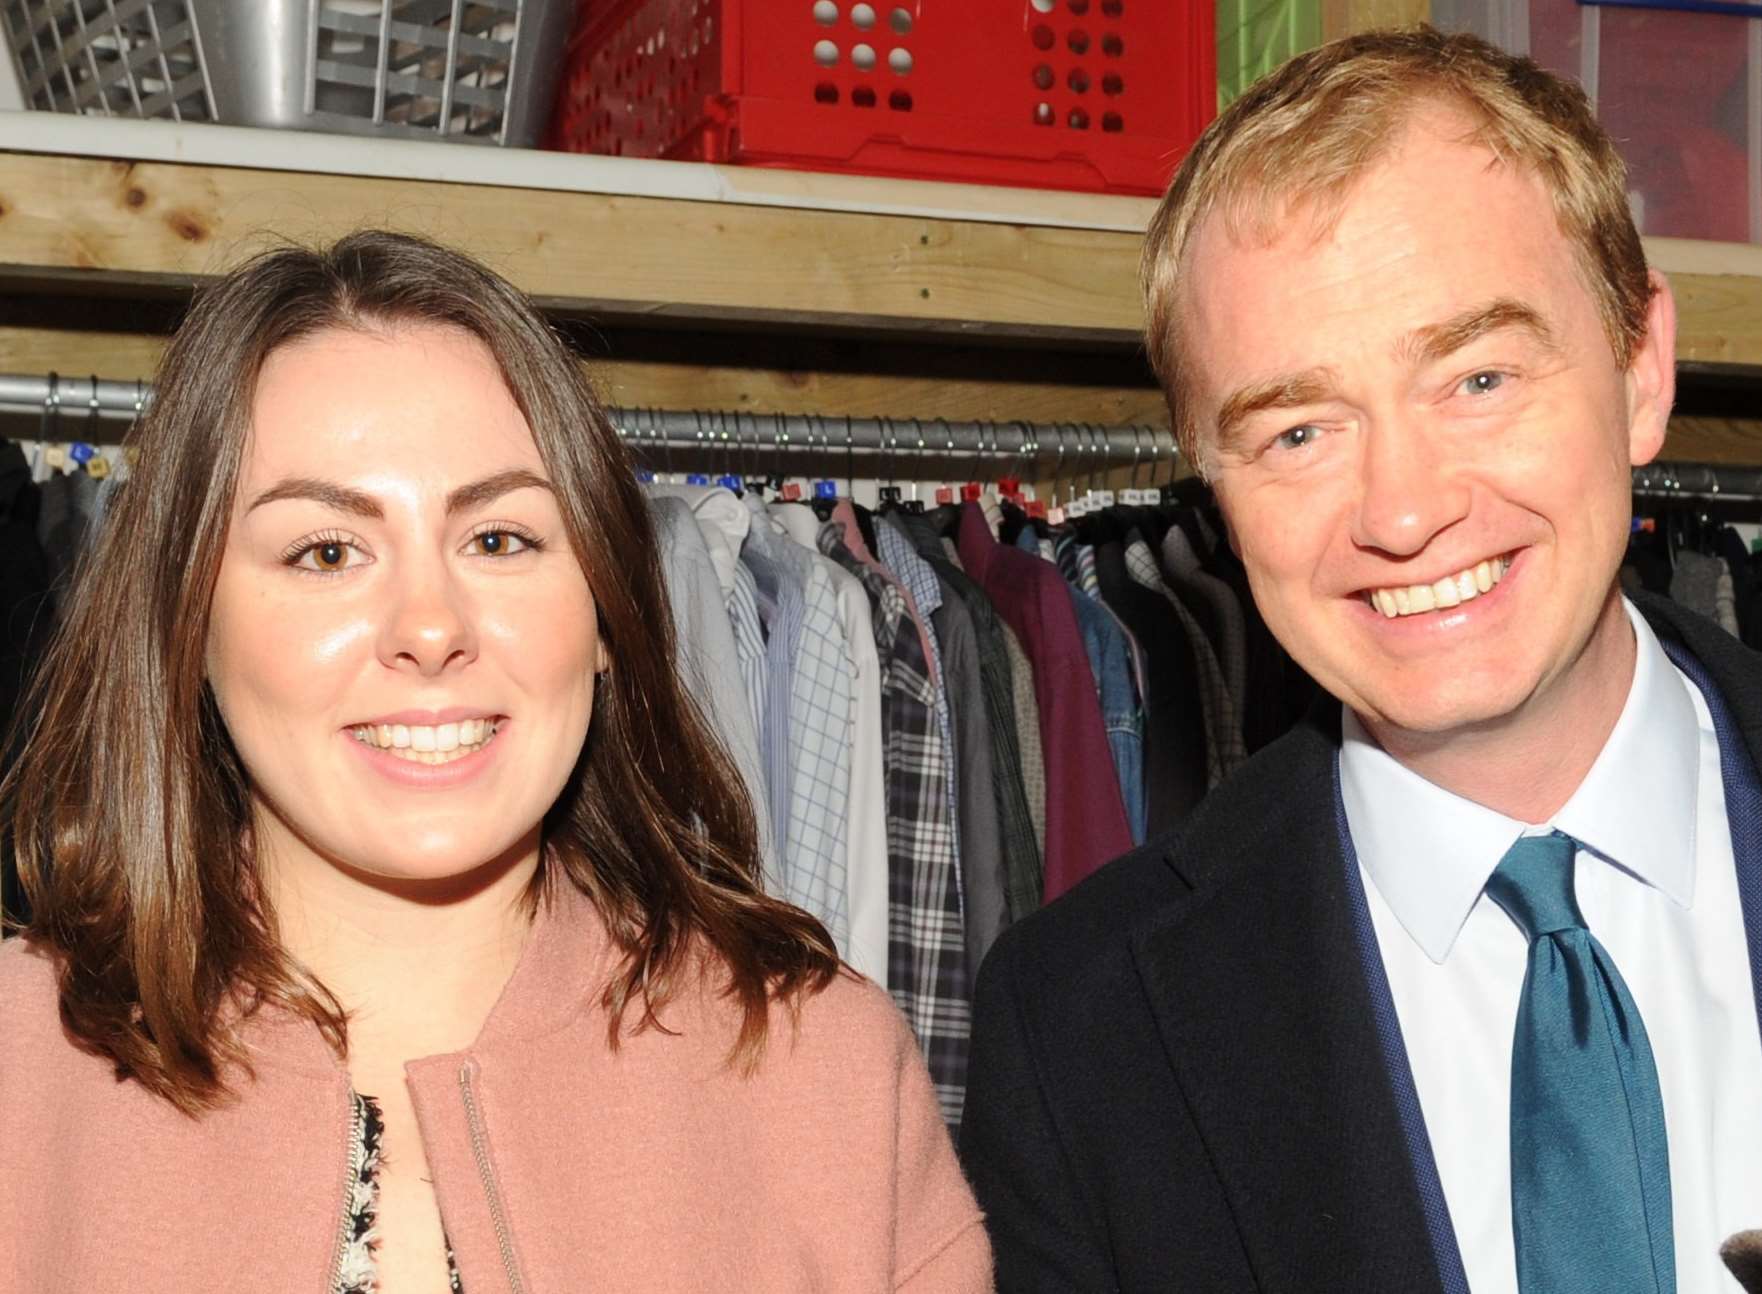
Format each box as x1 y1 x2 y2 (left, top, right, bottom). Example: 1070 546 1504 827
1342 599 1699 963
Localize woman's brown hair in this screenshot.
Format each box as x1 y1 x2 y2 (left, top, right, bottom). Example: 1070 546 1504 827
5 230 839 1114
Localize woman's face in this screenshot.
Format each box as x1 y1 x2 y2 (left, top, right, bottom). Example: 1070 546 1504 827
206 323 605 888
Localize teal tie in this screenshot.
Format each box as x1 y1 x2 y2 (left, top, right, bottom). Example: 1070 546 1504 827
1485 832 1674 1294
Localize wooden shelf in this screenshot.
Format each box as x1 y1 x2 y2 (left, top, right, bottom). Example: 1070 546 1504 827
0 119 1758 459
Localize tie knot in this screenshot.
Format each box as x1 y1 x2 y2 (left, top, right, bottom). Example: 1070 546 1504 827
1486 832 1585 940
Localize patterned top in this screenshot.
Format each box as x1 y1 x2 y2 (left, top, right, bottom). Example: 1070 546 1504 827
819 527 970 1132
742 500 854 952
337 1092 464 1294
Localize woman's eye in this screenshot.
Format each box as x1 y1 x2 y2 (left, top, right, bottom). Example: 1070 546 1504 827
467 530 534 557
288 540 363 573
1459 370 1507 397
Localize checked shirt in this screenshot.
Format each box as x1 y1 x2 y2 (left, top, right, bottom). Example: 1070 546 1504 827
741 503 854 954
820 526 970 1130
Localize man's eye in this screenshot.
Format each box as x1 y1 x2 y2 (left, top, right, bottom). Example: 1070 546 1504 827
1274 425 1319 452
1460 370 1507 396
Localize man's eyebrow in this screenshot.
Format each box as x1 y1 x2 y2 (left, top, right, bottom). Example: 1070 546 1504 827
1213 368 1341 457
444 468 553 516
1397 298 1561 367
245 478 383 519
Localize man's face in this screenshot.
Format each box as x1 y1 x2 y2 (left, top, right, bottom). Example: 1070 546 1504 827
1183 104 1674 745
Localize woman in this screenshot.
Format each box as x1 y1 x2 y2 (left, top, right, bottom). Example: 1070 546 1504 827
0 232 991 1292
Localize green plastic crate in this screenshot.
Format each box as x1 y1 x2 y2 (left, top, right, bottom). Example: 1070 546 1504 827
1217 0 1322 109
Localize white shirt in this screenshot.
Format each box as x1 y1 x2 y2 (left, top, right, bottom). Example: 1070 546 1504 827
1343 600 1762 1294
772 503 890 986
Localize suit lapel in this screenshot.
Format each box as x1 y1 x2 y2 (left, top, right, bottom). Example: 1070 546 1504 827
1642 594 1762 1052
1128 716 1447 1293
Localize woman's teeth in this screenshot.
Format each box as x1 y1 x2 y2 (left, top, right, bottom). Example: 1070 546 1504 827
351 718 501 764
1368 555 1512 619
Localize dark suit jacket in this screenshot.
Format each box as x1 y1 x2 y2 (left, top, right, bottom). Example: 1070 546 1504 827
961 593 1762 1292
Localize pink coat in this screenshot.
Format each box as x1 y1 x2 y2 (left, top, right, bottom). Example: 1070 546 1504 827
0 884 992 1292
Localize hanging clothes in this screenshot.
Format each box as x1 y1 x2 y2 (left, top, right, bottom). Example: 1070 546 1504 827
890 509 1043 936
1040 530 1146 848
817 523 969 1130
739 498 855 955
1161 524 1249 777
0 441 53 925
955 502 1132 902
648 497 778 890
772 501 890 987
880 513 1008 975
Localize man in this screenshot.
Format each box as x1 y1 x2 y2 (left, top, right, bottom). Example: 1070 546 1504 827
961 28 1762 1294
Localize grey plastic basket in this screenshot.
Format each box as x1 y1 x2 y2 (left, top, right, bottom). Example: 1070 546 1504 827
0 0 573 145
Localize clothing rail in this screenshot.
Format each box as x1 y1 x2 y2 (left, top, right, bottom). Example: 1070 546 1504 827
0 372 1175 472
1632 461 1762 504
6 375 1759 497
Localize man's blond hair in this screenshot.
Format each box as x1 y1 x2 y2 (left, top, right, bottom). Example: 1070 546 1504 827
1143 26 1653 473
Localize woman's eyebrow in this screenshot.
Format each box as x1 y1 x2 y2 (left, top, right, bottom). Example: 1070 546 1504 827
243 469 553 519
245 478 382 519
444 469 553 516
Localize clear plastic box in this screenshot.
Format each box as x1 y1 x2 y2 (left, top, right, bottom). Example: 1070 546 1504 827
1439 0 1760 244
0 0 574 145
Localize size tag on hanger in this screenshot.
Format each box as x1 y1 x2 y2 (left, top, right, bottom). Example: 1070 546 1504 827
87 454 111 480
1048 505 1066 526
960 482 983 503
813 480 838 500
935 485 954 506
1026 499 1047 520
781 482 802 502
44 445 67 471
686 472 711 486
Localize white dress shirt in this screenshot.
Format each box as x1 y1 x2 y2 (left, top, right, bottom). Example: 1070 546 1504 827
772 502 890 986
1343 600 1762 1293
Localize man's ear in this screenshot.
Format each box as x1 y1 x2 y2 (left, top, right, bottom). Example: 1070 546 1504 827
1626 269 1677 469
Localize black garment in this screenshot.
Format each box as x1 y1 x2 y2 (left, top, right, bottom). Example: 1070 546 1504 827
961 593 1762 1292
1718 526 1762 650
1091 538 1208 834
0 444 54 926
894 509 1043 922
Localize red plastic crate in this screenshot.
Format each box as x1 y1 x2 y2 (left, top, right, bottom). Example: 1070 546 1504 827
549 0 1215 196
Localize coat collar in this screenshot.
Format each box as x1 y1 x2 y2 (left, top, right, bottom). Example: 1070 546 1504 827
243 876 620 1077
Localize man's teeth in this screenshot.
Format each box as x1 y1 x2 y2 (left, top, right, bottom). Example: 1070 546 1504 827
351 718 501 764
1369 556 1512 619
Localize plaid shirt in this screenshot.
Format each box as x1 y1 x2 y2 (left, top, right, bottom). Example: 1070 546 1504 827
820 527 969 1131
894 510 1043 923
875 517 963 903
743 504 853 953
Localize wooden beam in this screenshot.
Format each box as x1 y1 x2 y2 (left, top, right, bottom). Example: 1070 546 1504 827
0 327 1170 428
1661 416 1762 466
0 153 1145 344
1321 0 1430 41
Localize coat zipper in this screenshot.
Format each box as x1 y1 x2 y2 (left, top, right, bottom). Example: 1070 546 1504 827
460 1061 527 1294
329 1090 366 1294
